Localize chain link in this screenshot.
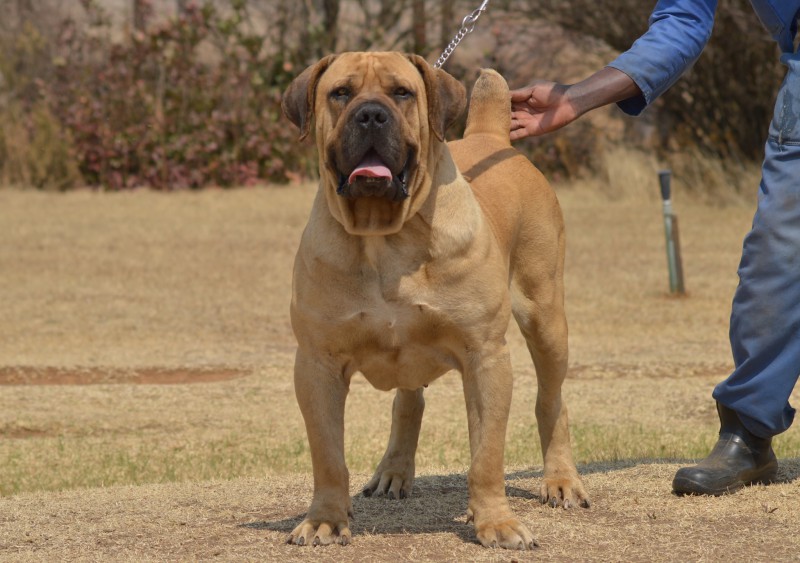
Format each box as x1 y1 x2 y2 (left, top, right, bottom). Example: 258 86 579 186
433 0 490 69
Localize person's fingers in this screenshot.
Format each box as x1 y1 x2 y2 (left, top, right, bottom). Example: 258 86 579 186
510 127 532 141
510 112 528 127
510 117 524 132
511 111 543 130
509 88 533 102
509 114 541 138
511 108 536 119
510 79 553 98
511 111 567 139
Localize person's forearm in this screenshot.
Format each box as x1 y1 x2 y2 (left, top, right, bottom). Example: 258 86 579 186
567 67 642 118
608 0 716 115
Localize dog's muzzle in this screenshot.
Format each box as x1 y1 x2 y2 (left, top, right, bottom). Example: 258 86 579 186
336 153 412 202
332 101 414 202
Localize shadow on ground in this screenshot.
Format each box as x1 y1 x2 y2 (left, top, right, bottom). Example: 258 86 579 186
242 472 477 543
248 457 800 541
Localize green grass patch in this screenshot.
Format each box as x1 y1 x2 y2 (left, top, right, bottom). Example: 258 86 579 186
6 419 797 497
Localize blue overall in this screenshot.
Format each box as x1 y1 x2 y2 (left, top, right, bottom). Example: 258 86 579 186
607 0 800 438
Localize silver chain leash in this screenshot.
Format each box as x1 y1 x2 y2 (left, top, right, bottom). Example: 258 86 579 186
433 0 491 69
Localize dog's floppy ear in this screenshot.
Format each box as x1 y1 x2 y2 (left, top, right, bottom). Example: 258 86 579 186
281 55 337 141
406 54 466 142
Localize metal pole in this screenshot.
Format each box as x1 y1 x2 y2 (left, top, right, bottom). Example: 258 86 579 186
658 170 686 295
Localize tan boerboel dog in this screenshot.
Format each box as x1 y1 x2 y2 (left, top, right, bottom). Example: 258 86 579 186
281 52 589 550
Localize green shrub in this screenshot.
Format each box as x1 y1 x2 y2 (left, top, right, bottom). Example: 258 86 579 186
45 1 314 189
0 1 315 190
526 0 783 162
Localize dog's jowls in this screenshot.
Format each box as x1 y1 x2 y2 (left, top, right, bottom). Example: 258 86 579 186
281 52 589 550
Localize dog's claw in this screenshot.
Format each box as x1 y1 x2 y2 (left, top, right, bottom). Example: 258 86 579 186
362 487 372 497
296 536 305 546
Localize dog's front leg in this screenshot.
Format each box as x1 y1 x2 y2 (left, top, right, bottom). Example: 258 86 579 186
362 387 425 499
288 350 353 546
463 346 537 550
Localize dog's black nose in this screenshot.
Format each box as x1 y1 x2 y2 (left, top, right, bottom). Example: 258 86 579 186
354 102 390 129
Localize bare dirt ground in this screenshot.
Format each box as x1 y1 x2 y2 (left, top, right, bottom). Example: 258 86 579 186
0 183 798 562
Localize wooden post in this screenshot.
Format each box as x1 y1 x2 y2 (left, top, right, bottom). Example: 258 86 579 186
659 170 686 295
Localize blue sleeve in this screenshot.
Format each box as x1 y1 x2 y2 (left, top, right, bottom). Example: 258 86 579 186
607 0 717 116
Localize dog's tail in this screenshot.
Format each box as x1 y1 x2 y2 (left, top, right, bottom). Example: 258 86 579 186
462 69 511 145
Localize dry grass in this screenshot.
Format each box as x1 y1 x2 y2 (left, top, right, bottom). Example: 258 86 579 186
0 171 798 560
2 462 799 562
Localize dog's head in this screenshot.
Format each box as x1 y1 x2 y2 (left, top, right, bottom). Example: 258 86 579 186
282 52 466 235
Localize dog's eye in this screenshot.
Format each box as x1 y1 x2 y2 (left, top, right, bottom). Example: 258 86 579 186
331 87 350 100
393 87 413 100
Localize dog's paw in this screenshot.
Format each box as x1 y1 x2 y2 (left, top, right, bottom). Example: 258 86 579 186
540 475 591 509
287 518 352 547
361 464 414 500
471 511 539 550
362 458 415 499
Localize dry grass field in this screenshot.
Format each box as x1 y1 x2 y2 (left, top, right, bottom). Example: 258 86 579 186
1 178 799 561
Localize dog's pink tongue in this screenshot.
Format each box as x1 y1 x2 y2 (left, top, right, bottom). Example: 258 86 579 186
348 154 392 184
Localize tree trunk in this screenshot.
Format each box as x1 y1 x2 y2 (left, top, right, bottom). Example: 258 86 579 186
296 0 314 64
322 0 340 53
440 0 453 51
133 0 149 32
412 0 426 55
17 0 33 25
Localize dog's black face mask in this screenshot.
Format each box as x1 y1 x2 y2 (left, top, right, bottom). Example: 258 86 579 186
330 100 414 203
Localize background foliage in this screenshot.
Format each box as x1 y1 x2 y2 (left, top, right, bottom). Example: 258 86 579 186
2 1 314 189
527 0 784 161
0 0 786 190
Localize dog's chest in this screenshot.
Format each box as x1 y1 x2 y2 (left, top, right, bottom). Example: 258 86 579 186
340 270 460 390
294 225 499 390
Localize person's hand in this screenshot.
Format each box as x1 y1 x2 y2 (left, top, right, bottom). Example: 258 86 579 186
509 68 642 142
510 81 578 141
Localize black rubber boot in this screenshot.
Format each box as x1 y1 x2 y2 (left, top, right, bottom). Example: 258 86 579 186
672 402 778 496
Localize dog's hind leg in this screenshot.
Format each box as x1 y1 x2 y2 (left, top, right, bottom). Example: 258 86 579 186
362 387 425 499
511 230 591 509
